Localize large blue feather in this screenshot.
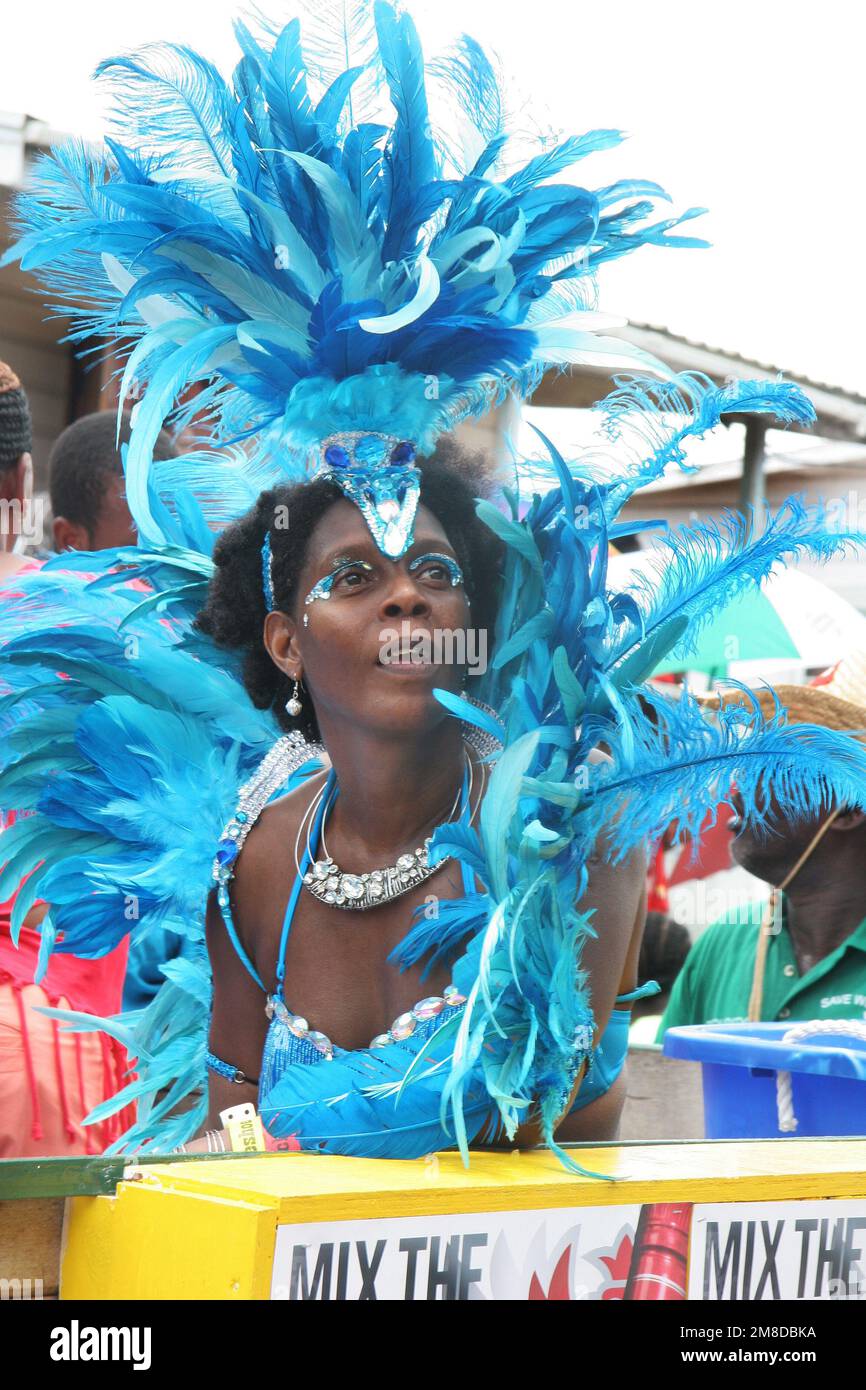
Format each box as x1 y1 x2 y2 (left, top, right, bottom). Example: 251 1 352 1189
607 498 864 674
582 686 866 859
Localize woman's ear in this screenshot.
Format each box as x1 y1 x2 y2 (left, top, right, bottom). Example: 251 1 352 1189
53 514 91 553
263 610 302 678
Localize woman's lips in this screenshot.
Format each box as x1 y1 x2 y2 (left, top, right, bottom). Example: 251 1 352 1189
376 634 438 674
377 656 437 676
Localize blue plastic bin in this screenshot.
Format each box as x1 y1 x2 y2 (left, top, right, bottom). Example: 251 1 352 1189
663 1022 866 1139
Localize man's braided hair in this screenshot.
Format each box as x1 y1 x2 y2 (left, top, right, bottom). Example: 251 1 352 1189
0 362 32 471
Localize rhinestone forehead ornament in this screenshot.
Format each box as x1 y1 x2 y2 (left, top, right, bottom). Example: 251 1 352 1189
316 431 420 559
260 431 421 613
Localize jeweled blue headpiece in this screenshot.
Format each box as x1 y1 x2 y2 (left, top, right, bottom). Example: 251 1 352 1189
317 432 419 558
259 431 419 608
1 1 706 559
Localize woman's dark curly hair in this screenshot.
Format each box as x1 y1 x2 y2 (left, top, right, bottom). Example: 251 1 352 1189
195 437 504 742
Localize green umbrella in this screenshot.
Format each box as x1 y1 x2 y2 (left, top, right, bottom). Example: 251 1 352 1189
659 587 799 676
608 557 866 679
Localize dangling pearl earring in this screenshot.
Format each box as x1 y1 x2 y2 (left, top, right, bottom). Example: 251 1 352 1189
286 677 303 717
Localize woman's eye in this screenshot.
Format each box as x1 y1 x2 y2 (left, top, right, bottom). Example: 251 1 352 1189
410 554 464 587
336 567 372 589
428 564 464 587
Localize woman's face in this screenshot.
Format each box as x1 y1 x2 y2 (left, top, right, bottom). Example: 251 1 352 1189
266 499 473 739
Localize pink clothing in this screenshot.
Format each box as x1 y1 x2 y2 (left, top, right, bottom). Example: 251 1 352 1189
0 856 131 1153
0 804 129 1013
0 981 134 1157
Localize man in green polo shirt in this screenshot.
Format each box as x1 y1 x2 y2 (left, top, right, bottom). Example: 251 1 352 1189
658 897 866 1033
658 653 866 1037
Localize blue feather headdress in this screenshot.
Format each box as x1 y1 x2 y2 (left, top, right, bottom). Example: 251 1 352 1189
2 0 705 556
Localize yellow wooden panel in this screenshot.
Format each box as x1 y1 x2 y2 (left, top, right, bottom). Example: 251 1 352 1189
56 1142 866 1300
138 1139 866 1223
61 1182 277 1301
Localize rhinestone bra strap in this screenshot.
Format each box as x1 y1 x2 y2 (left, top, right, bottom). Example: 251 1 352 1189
275 769 336 994
219 894 267 993
212 732 325 993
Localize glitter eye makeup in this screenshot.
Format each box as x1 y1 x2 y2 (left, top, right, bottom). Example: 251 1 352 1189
303 552 463 611
304 559 374 607
408 552 464 587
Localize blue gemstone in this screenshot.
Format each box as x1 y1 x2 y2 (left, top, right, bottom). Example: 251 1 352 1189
355 434 389 467
390 440 416 464
324 444 350 468
236 811 248 824
216 840 240 867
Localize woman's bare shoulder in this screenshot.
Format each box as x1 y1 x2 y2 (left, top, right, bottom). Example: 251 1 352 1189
233 770 328 888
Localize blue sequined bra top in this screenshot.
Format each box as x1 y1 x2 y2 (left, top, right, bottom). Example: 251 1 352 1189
207 761 653 1156
207 768 476 1144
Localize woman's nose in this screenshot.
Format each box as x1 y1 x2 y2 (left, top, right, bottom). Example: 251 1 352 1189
379 571 432 620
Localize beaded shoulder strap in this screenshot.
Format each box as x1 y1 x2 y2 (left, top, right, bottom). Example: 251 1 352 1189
212 732 325 894
212 699 501 889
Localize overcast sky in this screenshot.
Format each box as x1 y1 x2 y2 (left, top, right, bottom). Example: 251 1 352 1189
3 1 863 392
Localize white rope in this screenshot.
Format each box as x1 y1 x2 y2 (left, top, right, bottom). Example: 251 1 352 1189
776 1020 866 1133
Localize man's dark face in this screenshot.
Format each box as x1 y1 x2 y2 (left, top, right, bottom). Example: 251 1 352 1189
729 784 834 886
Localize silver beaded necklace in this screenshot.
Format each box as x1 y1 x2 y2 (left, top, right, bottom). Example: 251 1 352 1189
296 749 478 911
212 700 501 909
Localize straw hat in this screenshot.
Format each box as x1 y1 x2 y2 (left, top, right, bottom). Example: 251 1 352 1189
700 645 866 737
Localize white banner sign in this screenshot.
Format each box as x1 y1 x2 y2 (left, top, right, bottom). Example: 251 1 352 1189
272 1198 866 1300
690 1201 866 1300
271 1206 640 1301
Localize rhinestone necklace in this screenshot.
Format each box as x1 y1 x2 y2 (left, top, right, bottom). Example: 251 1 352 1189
297 750 478 911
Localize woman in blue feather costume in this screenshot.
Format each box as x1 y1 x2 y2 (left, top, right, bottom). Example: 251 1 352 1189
3 1 866 1167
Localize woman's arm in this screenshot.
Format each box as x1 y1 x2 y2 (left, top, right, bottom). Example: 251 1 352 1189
479 836 647 1150
203 887 269 1130
553 858 647 1142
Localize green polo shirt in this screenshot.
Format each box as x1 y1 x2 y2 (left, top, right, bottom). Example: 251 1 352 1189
657 903 866 1039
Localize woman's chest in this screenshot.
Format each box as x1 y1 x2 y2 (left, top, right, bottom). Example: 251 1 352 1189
243 857 466 1052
